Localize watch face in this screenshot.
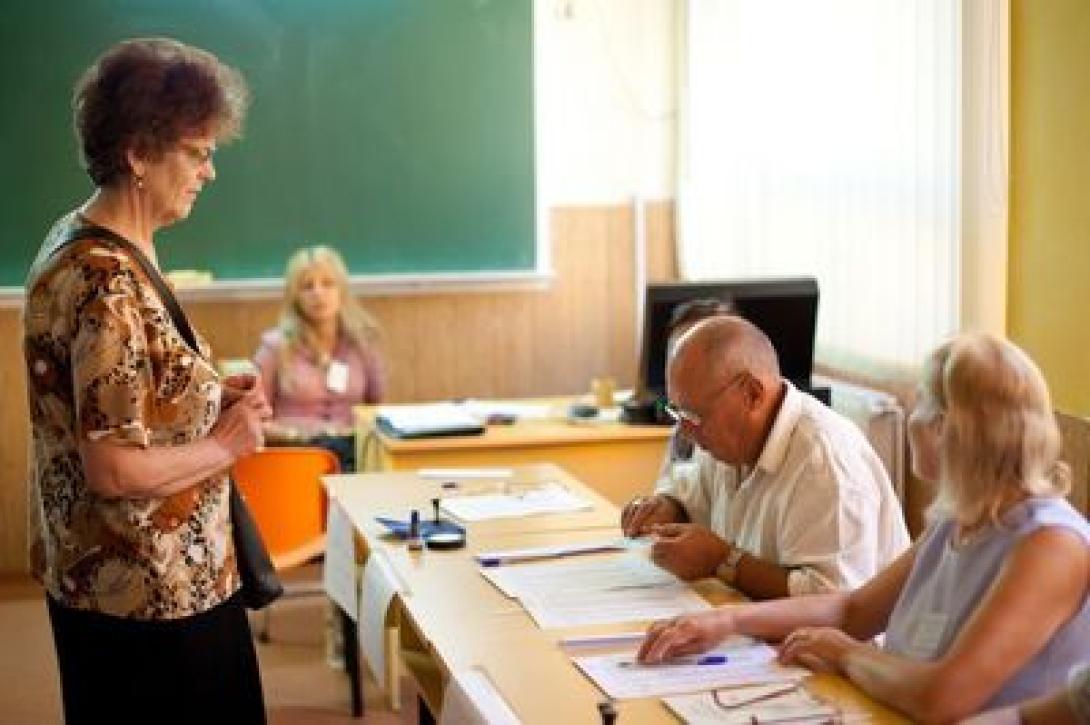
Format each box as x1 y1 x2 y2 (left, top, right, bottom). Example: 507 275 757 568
717 548 744 584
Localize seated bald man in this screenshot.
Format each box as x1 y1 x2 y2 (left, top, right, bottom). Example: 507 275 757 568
622 316 909 599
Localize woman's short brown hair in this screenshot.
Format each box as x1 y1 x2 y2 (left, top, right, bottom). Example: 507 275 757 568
73 37 249 186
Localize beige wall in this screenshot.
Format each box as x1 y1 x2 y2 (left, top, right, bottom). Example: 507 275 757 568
0 202 676 575
1008 0 1090 414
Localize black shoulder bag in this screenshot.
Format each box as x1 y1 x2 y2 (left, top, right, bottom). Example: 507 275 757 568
56 225 284 610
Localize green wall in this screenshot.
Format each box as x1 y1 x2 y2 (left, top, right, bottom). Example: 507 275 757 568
1009 0 1090 414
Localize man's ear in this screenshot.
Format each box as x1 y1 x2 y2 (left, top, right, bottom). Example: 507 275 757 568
739 371 764 410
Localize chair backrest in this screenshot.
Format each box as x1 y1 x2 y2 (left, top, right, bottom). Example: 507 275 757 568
231 447 340 570
1057 411 1090 517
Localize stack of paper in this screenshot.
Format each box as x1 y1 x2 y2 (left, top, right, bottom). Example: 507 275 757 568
376 403 485 438
571 638 807 700
474 538 631 567
481 555 709 628
440 482 591 521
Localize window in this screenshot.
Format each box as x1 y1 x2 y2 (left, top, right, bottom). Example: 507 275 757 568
678 0 1007 373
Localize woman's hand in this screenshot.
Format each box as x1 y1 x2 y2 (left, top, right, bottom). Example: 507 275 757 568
221 373 270 415
212 383 270 459
776 626 860 674
637 610 733 663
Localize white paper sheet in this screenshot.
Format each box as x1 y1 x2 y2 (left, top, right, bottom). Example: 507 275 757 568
481 554 676 599
521 581 710 629
481 554 710 627
441 482 591 521
572 639 807 700
418 467 515 480
664 685 839 724
376 403 484 437
359 551 402 684
440 668 521 725
474 538 630 566
323 499 359 620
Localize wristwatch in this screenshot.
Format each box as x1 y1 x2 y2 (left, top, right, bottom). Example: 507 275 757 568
715 546 745 585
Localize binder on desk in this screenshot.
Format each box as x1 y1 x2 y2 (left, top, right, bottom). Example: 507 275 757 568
375 403 486 439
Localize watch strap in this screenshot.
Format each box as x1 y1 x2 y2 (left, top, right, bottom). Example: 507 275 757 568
715 546 745 584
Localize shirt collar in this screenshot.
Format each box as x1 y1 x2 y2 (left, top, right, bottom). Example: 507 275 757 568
752 380 802 477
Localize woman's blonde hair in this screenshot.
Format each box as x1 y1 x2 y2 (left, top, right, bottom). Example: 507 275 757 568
925 333 1069 526
276 246 381 392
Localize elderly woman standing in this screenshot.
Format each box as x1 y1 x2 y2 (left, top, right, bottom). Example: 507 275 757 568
23 39 270 722
254 245 386 472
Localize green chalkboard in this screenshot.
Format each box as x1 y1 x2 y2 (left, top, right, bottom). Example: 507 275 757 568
0 0 535 288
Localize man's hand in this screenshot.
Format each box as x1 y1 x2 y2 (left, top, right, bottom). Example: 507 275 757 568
621 494 685 536
649 523 729 580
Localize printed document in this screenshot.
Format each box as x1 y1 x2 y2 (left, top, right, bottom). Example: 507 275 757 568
359 551 403 685
323 500 359 619
376 403 484 438
481 554 710 627
440 668 521 725
572 637 806 700
441 482 591 521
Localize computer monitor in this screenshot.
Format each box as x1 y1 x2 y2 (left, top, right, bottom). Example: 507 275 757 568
636 277 820 399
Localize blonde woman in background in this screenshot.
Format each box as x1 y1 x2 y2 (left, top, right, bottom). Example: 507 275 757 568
254 245 386 471
638 333 1090 722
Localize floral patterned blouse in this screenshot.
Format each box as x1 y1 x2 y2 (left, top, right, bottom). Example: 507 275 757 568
23 212 238 619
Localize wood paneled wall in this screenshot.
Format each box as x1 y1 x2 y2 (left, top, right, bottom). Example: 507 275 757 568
0 202 677 574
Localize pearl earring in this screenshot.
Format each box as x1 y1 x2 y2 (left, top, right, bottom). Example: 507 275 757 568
135 174 145 190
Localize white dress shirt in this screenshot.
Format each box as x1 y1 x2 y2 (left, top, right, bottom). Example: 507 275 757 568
656 382 909 595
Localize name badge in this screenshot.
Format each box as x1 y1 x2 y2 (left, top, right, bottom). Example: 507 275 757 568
907 612 948 659
326 360 349 394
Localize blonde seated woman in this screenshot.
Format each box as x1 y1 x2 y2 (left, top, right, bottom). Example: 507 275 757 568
254 246 386 471
638 333 1090 723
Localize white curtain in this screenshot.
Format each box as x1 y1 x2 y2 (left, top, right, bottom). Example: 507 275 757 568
678 0 1003 373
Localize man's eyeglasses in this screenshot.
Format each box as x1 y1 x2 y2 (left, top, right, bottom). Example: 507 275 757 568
663 400 702 427
663 373 748 428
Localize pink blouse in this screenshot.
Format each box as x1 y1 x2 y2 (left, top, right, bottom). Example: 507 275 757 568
253 328 385 434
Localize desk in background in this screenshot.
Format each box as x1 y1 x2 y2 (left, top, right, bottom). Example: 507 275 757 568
324 464 908 723
354 398 672 506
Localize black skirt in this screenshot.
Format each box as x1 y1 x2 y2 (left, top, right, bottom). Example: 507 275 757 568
46 590 265 725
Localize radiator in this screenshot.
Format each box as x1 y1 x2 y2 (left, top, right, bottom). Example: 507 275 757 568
814 375 907 504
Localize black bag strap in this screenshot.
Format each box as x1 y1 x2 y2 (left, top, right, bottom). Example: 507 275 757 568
56 224 204 359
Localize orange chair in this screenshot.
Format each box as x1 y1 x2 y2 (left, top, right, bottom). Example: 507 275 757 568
231 446 340 641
